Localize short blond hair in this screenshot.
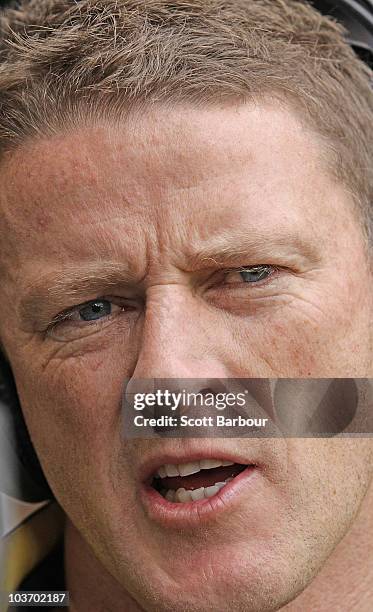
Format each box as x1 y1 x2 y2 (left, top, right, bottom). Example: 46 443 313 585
0 0 372 242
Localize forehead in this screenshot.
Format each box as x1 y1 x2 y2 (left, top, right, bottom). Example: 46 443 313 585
0 101 354 271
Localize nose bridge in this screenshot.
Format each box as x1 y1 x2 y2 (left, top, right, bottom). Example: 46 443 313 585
131 284 226 378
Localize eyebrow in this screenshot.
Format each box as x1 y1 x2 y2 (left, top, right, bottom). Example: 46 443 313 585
18 262 138 330
187 229 320 269
18 229 320 329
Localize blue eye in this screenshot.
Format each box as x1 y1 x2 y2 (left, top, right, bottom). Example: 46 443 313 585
78 300 112 321
223 265 274 287
239 266 272 283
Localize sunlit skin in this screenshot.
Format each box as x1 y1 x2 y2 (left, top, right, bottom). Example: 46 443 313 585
0 102 372 611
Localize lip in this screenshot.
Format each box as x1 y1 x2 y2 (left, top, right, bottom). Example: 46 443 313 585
140 451 261 528
140 449 259 482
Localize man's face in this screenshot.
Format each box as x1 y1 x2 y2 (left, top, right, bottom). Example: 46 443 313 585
0 102 372 611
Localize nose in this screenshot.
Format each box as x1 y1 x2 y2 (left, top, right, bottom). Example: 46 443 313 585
130 284 228 379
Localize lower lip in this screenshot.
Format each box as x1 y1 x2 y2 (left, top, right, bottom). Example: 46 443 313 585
140 465 259 528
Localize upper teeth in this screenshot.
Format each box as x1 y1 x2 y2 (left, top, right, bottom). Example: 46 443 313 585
155 458 234 478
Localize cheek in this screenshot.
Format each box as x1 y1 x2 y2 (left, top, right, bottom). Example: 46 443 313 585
14 350 126 494
287 438 373 519
264 320 318 373
226 284 368 376
228 316 319 376
21 351 122 422
13 319 141 440
12 349 142 549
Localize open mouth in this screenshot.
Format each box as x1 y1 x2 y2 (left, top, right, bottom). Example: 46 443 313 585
150 458 249 503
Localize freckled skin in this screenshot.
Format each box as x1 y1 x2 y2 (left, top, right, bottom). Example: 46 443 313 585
0 102 372 612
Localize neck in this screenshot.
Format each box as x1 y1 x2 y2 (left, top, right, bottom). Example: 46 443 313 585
65 483 373 612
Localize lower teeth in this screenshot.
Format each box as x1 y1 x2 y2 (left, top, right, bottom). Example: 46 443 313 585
162 477 233 503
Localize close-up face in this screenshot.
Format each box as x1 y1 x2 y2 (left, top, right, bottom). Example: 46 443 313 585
0 101 372 611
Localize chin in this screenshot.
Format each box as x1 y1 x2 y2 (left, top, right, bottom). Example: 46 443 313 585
110 537 315 612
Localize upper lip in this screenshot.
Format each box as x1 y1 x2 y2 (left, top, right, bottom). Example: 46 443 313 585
140 447 259 484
